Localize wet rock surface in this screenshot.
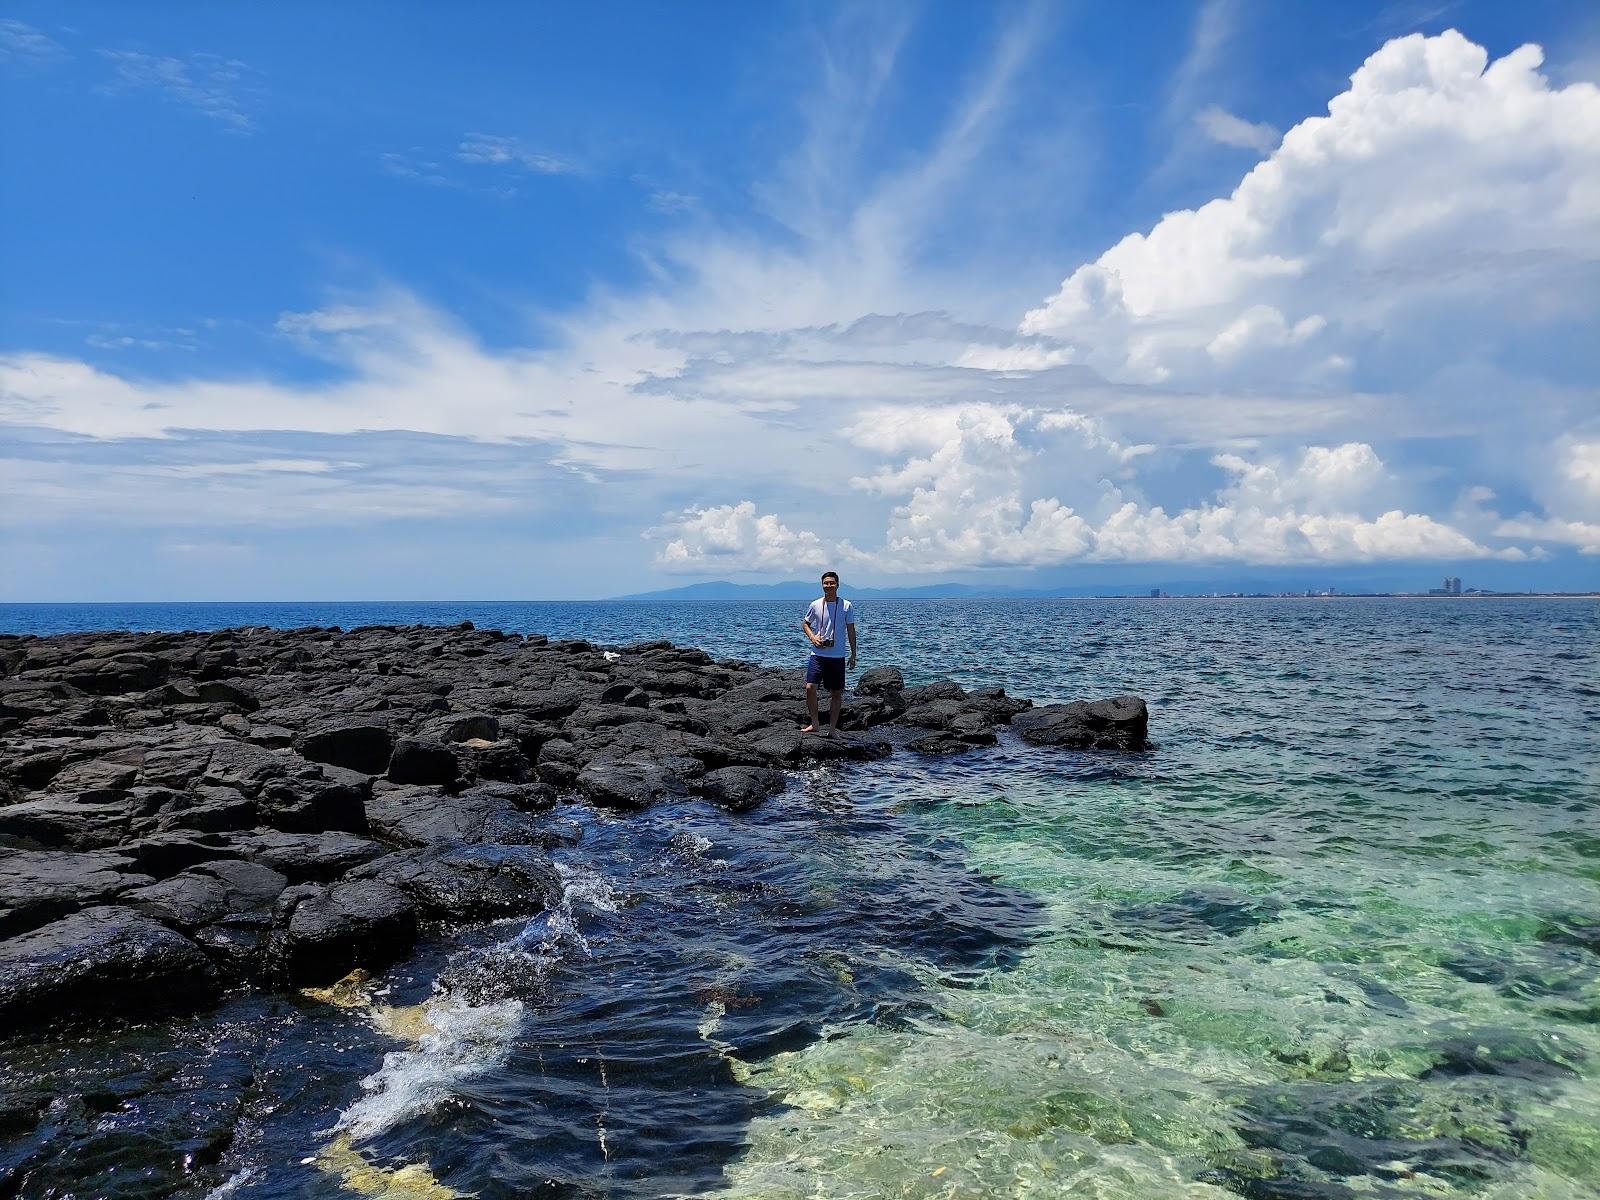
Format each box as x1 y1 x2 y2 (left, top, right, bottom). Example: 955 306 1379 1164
0 622 1146 1028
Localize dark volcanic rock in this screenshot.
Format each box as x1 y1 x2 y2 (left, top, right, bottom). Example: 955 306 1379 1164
440 712 499 742
64 655 169 695
854 665 904 696
908 728 998 754
1011 695 1148 750
0 620 1150 1033
258 771 368 833
905 679 968 704
123 831 239 877
199 739 297 796
600 681 650 707
352 843 561 921
0 849 154 938
367 781 555 846
0 792 154 850
696 766 787 812
578 757 687 809
267 879 417 985
386 737 462 786
222 830 386 882
121 859 288 933
463 738 533 783
154 788 259 834
966 685 1032 723
294 717 394 775
898 697 977 731
0 906 219 1027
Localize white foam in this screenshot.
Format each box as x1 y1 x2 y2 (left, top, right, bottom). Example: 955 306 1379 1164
331 860 623 1144
602 650 621 661
335 998 525 1143
671 831 714 857
203 1168 258 1198
554 860 621 915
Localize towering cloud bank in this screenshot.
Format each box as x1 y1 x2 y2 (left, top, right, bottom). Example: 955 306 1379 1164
1020 31 1600 389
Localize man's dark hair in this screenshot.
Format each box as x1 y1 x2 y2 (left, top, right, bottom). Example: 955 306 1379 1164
820 571 839 584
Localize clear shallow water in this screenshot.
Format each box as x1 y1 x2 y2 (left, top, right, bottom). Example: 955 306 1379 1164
2 598 1596 1198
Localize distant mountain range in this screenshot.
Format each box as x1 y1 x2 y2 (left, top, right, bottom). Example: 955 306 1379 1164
607 579 1277 602
604 579 1017 601
605 576 1434 601
608 580 1057 602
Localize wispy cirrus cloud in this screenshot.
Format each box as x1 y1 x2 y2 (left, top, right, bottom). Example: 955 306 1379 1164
379 149 519 199
96 49 259 132
1163 0 1242 129
1194 105 1279 153
456 133 576 174
0 18 69 67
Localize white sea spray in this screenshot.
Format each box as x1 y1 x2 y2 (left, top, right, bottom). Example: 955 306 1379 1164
331 860 621 1144
335 997 525 1142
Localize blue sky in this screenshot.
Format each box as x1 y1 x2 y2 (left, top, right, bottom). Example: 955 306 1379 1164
2 1 1598 599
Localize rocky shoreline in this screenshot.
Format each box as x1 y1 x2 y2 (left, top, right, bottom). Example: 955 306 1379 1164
0 622 1147 1030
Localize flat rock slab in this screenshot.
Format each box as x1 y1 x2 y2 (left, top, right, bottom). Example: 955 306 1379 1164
0 905 219 1026
0 849 154 938
353 842 561 921
908 729 998 755
695 766 786 812
121 859 289 933
1012 695 1149 750
578 757 688 809
366 782 555 846
222 830 386 882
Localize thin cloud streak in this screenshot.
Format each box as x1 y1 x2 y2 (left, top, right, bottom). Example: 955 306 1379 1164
95 49 259 132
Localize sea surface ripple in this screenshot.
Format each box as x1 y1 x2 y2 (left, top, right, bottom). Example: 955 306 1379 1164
1 598 1595 1198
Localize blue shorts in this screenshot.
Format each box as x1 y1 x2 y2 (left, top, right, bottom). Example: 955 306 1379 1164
805 653 846 692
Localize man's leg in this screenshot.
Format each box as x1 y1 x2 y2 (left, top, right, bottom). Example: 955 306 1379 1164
802 681 821 732
825 657 845 733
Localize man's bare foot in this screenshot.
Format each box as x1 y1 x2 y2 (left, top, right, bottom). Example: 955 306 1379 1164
800 724 817 733
820 726 835 738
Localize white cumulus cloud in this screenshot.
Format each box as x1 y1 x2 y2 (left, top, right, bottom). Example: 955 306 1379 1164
649 501 859 572
645 409 1517 572
1022 31 1600 391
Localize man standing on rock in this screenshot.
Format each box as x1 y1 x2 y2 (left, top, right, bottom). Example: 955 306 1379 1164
801 570 856 736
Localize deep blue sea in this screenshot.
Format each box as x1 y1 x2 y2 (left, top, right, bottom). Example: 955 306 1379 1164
2 598 1596 1199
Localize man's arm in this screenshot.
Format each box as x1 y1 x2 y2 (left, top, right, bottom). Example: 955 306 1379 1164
846 619 858 666
801 609 823 647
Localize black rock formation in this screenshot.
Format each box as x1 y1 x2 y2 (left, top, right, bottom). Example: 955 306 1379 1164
0 622 1147 1027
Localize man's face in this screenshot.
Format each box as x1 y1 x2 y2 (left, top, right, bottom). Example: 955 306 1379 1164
821 576 839 595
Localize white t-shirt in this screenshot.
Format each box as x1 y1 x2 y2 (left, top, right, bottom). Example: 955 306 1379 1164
804 596 854 658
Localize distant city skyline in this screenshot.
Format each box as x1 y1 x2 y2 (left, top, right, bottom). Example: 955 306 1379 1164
2 3 1598 600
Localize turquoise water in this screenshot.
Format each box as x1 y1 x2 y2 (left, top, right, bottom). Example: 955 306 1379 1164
2 598 1596 1198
